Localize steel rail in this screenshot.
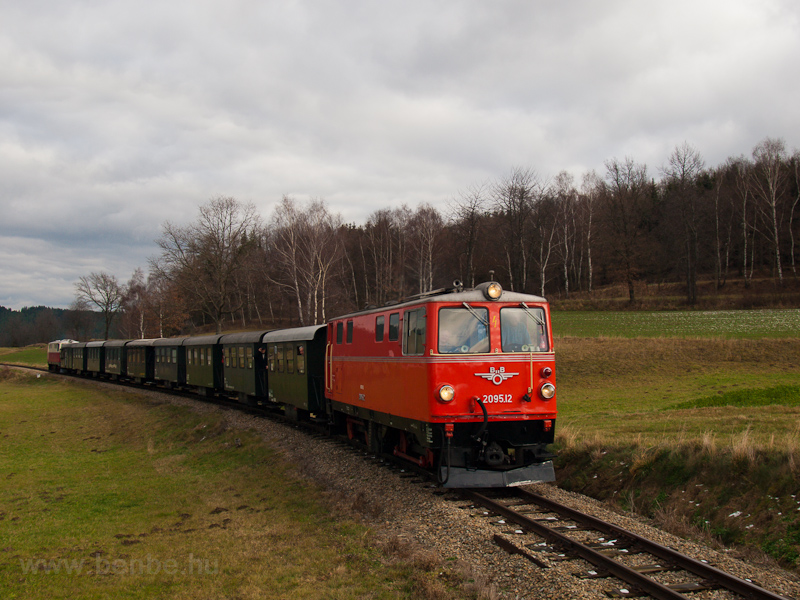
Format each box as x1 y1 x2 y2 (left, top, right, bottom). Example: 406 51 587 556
513 489 789 600
464 489 789 600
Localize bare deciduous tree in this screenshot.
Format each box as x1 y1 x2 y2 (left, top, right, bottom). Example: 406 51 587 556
749 137 789 284
408 203 443 294
601 157 650 303
151 196 259 334
447 182 489 288
661 142 706 304
268 196 343 326
74 271 123 339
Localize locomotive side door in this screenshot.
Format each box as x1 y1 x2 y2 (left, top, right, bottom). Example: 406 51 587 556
325 322 342 395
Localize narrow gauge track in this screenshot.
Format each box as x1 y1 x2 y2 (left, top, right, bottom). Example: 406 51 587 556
463 488 790 600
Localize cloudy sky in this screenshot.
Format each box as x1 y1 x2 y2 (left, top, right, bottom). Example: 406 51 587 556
1 0 799 310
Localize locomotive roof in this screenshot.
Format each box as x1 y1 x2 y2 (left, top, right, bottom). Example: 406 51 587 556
329 284 548 321
262 324 326 343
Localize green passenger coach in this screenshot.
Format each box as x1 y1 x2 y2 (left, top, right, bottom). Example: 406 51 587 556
263 325 326 417
185 335 224 397
220 331 271 405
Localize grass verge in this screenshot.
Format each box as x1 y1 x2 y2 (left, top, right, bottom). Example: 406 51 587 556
0 368 474 599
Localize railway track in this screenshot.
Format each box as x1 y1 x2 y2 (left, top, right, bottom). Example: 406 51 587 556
463 487 791 600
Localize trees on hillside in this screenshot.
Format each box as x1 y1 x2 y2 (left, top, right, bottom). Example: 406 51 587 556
61 136 798 341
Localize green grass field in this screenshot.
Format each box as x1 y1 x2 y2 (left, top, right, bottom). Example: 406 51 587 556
0 370 466 599
552 308 800 339
0 345 47 366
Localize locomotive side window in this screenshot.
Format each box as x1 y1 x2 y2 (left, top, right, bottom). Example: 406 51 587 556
438 307 489 354
346 320 353 343
403 308 426 355
375 315 385 342
336 322 343 344
500 307 549 352
388 312 399 341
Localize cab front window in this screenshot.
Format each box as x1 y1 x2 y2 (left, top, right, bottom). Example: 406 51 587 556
437 307 489 354
501 307 549 352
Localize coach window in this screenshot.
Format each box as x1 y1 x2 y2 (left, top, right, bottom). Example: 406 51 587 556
389 312 400 341
247 347 253 369
239 346 246 369
403 308 426 355
297 345 305 374
336 322 343 344
287 345 294 374
268 345 276 372
277 344 285 372
375 315 385 342
500 307 549 352
346 320 353 343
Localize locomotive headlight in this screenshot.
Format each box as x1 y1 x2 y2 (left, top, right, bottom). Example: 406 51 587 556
485 282 502 300
540 382 556 400
438 384 455 403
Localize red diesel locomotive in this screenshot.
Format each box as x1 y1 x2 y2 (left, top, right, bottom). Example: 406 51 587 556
325 281 556 487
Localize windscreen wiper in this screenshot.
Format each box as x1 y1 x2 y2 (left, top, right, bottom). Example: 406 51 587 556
520 302 545 327
462 302 489 327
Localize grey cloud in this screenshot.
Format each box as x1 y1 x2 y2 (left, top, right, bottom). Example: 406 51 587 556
1 0 799 308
